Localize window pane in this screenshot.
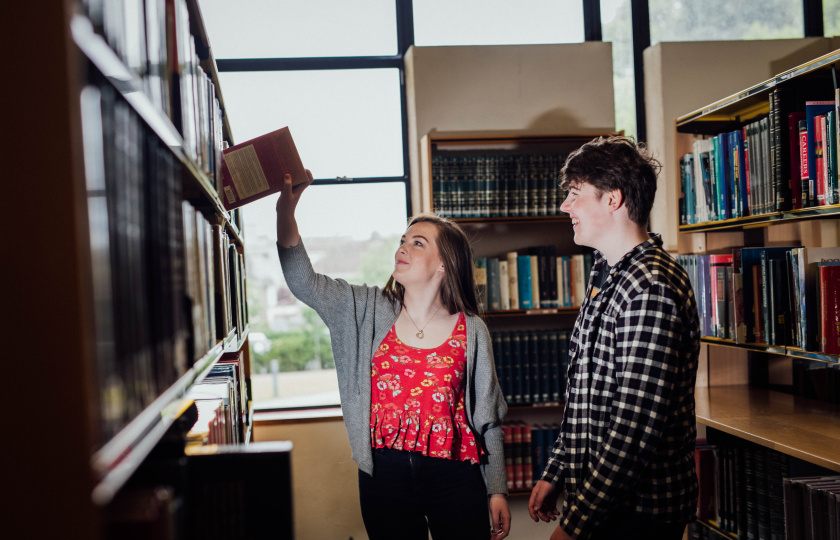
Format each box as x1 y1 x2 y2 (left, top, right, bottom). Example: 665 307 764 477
826 0 840 38
413 0 584 46
650 0 803 44
245 183 408 409
197 0 397 58
602 0 636 139
219 69 405 179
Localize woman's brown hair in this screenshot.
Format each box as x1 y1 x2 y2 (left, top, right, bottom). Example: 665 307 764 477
383 213 479 316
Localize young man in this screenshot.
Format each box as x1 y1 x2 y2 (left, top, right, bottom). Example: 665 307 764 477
528 136 700 540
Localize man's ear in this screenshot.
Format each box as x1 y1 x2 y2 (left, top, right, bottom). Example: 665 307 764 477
607 189 624 211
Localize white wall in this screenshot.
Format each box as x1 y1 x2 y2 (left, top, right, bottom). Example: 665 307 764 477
405 42 616 214
644 37 840 252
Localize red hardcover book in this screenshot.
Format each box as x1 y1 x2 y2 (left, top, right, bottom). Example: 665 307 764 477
219 127 307 210
521 423 534 488
799 119 810 207
512 424 524 490
502 425 514 490
816 114 827 206
788 112 805 209
819 264 840 354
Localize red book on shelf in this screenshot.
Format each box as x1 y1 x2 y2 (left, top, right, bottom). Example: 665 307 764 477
820 264 840 354
219 127 307 210
502 425 514 491
788 111 805 209
512 424 524 490
520 423 534 489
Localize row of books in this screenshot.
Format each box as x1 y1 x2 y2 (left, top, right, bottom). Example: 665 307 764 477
502 422 560 491
695 437 789 539
80 82 247 445
431 152 570 218
679 88 840 226
695 431 840 540
81 0 226 191
475 249 593 311
186 351 249 447
676 247 840 354
492 330 570 405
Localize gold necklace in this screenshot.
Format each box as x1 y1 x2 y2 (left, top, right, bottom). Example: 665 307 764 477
404 304 443 339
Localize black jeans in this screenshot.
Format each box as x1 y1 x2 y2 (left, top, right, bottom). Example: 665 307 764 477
358 447 490 540
592 506 688 540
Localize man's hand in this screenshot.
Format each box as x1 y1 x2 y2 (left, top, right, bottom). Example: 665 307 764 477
550 524 574 540
528 480 560 523
489 494 511 539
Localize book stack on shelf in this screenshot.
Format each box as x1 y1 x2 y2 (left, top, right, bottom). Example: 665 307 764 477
678 83 839 227
675 48 840 540
431 151 569 218
502 422 561 493
688 428 838 540
475 249 593 312
492 330 570 406
676 247 840 357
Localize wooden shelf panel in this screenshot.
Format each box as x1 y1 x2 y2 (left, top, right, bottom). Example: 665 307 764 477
679 203 840 232
70 14 238 238
701 337 840 364
482 307 579 318
695 385 840 472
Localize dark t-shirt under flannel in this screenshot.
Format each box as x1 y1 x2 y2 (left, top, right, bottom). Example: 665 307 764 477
541 234 700 539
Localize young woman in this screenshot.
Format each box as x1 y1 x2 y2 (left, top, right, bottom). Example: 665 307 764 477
276 171 510 540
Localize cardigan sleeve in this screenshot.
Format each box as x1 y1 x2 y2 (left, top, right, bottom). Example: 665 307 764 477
470 317 509 496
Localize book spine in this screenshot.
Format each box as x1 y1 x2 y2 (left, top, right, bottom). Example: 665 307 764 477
506 251 520 309
800 119 811 208
499 260 510 310
486 257 501 311
820 265 840 354
517 255 533 309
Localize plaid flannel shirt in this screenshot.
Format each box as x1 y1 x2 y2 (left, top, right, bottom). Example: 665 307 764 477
541 234 700 539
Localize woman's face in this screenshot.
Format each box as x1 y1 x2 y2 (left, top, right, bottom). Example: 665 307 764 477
392 221 445 288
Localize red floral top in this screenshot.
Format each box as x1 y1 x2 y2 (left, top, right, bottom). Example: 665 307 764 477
370 312 482 464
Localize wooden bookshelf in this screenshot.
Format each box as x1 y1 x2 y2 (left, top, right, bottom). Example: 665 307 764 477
675 47 840 538
7 2 253 538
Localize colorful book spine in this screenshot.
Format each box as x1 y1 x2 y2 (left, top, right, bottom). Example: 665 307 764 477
517 255 533 309
820 264 840 354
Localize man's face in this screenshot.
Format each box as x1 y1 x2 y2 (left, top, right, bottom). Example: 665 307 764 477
559 181 611 249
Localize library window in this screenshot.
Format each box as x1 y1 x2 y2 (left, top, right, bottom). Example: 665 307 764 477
413 0 584 45
197 0 398 58
649 0 804 43
216 67 408 409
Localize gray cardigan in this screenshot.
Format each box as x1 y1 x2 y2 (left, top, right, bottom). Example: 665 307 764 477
277 241 509 495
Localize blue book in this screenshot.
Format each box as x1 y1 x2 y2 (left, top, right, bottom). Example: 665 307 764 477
697 255 712 336
538 331 550 402
501 332 513 403
517 255 533 309
716 133 731 220
511 332 522 404
548 331 561 402
521 332 532 403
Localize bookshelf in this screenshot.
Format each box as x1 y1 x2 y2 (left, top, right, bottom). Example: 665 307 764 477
421 130 613 494
7 2 257 538
674 48 840 537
